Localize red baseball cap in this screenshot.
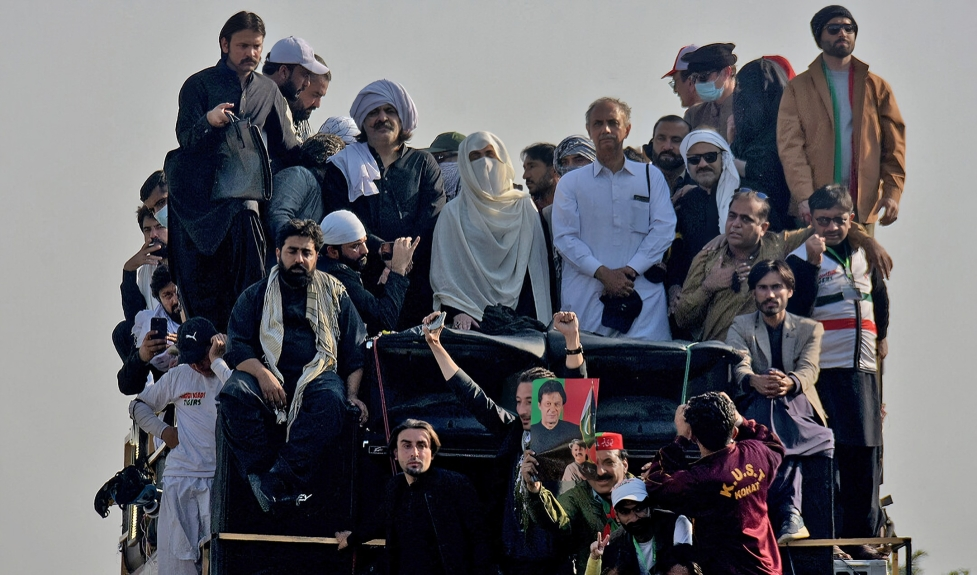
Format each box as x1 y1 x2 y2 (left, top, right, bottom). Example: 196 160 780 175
662 45 699 79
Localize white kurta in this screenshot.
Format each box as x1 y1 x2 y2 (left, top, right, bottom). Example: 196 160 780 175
552 158 676 341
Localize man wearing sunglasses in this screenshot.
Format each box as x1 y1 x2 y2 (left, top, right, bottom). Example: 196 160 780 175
777 5 906 232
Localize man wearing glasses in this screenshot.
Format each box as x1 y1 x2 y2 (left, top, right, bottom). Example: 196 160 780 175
786 184 889 560
681 43 738 142
777 5 906 232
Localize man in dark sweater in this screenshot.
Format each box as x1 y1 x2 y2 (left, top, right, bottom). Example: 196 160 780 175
219 219 366 513
423 310 586 575
643 392 784 575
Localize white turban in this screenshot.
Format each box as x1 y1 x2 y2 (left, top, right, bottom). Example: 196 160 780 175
680 129 740 234
349 79 418 133
320 210 366 245
318 116 360 145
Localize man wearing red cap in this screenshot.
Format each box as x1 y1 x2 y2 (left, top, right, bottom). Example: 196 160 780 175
521 431 632 573
662 45 702 109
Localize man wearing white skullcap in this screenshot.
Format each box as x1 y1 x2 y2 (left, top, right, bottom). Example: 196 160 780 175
318 211 420 335
322 78 445 329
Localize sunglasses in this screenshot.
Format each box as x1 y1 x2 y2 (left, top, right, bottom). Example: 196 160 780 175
735 187 769 200
687 152 721 165
814 216 850 227
825 23 856 35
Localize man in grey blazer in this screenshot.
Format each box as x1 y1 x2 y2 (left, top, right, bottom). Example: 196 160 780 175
726 259 834 545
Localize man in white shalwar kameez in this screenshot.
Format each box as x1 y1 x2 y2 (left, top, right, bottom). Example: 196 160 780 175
553 97 677 341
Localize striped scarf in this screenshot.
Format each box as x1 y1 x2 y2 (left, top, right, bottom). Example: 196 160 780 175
259 266 342 439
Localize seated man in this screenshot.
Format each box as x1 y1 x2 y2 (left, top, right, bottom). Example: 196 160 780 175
317 210 419 336
421 310 585 575
643 392 784 575
726 259 834 543
129 318 230 575
219 219 367 513
521 432 633 574
431 131 551 331
118 265 184 395
584 478 692 575
674 188 889 342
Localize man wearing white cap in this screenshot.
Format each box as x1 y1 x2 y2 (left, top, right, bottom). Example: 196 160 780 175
262 37 330 103
585 478 692 575
323 79 445 329
662 45 702 109
318 210 419 335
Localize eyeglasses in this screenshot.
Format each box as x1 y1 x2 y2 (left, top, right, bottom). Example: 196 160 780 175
825 23 856 35
691 70 718 84
687 152 721 165
668 79 676 89
814 216 850 227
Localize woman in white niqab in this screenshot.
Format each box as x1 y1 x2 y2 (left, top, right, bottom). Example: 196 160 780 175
430 131 552 330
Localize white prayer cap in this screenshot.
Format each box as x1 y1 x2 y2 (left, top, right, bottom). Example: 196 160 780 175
319 116 361 145
320 210 367 245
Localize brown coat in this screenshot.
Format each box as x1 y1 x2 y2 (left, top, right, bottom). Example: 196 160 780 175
776 55 906 223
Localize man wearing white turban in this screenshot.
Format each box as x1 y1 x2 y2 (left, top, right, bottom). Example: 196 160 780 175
430 132 551 330
322 79 445 329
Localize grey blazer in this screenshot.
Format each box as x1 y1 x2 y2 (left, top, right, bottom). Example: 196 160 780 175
726 311 826 423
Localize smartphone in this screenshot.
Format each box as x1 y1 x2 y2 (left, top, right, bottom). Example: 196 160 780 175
380 241 394 261
150 317 168 341
427 311 447 331
149 238 168 259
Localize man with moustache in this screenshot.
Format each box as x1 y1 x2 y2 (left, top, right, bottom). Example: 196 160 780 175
118 265 185 395
421 310 585 575
583 479 692 575
165 11 300 332
218 219 367 513
286 55 331 142
778 6 906 230
317 210 419 336
553 97 676 341
262 37 330 134
323 79 445 329
522 432 634 573
642 116 693 195
522 143 560 211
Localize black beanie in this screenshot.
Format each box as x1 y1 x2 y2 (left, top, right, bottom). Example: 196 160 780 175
810 5 858 46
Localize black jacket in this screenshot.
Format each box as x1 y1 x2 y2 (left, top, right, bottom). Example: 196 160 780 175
317 257 409 336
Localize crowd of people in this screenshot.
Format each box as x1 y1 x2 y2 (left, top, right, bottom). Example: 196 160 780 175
111 4 905 574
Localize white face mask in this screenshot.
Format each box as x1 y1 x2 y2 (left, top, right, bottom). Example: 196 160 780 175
153 204 168 228
471 157 509 196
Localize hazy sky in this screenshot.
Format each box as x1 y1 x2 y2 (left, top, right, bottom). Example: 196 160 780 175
1 1 973 572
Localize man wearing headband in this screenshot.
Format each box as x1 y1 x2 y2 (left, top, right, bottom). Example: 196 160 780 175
553 98 676 342
318 210 419 335
522 431 633 573
164 12 300 332
323 79 445 329
681 43 738 142
643 392 784 575
778 5 905 231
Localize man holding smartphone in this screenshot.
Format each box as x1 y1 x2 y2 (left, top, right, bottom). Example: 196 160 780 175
118 265 185 395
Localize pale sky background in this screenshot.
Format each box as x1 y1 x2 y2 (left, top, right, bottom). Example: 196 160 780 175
0 0 972 572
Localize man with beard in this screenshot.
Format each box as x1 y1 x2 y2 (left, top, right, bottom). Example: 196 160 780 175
522 143 559 211
219 219 367 513
642 116 693 195
778 6 905 231
682 43 738 142
727 260 834 544
522 432 633 573
415 310 584 575
118 265 184 395
165 12 300 333
553 97 676 341
262 37 330 135
323 79 445 329
583 479 692 575
287 55 331 142
317 210 419 335
785 185 889 559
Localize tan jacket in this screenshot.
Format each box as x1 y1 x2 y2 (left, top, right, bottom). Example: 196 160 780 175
726 311 826 423
777 55 906 223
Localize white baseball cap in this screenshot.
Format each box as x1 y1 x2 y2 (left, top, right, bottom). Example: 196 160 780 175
267 37 330 75
661 44 699 79
611 478 649 509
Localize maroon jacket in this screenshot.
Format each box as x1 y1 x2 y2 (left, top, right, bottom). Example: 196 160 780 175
644 420 785 575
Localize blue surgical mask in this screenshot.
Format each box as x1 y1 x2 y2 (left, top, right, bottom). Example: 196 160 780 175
154 205 168 228
695 74 726 102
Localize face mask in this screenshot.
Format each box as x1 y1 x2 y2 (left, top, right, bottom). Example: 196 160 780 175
153 205 168 228
695 72 726 102
471 157 509 196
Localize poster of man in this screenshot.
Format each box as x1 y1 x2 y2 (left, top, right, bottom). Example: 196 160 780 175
529 378 599 482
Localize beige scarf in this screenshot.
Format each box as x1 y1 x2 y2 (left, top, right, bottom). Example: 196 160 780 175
259 266 342 439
